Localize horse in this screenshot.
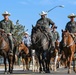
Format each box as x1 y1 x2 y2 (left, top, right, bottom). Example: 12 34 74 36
18 42 31 71
50 40 60 71
0 30 16 74
31 25 51 73
61 30 76 73
31 49 39 72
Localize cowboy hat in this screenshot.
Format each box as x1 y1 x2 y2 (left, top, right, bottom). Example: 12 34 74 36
2 11 11 16
24 32 29 35
68 13 76 18
39 11 47 15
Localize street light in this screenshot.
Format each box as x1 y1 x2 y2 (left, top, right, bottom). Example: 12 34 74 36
46 5 64 13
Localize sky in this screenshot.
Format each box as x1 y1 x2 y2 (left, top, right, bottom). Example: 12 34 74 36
0 0 76 41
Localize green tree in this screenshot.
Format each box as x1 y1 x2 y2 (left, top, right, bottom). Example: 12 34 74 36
13 20 25 43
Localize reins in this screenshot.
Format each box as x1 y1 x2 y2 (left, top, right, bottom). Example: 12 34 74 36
65 33 75 47
33 27 49 48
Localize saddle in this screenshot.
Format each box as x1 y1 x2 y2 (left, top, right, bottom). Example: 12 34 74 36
36 26 50 41
70 33 76 43
1 33 9 44
1 32 17 48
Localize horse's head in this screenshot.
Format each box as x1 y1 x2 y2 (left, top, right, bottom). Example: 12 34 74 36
18 41 29 55
55 40 60 48
61 30 69 47
31 25 50 51
0 32 9 52
31 25 39 45
61 30 74 47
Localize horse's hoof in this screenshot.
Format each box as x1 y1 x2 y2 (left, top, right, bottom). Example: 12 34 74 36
23 69 25 71
68 69 71 74
10 71 13 74
73 68 76 73
7 71 13 74
4 72 7 74
7 71 10 74
64 66 67 68
39 71 45 73
46 70 50 73
54 69 57 72
41 71 45 73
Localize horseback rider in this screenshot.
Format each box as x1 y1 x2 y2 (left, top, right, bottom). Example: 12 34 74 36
51 26 60 48
65 13 76 43
36 11 56 48
0 11 14 55
60 13 76 54
22 32 31 48
22 32 31 56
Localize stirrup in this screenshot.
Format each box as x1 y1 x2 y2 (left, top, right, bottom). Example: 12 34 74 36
8 53 13 56
8 50 13 56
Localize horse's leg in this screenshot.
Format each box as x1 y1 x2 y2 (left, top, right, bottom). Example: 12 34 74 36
32 54 35 72
42 52 46 73
44 51 50 73
28 58 30 70
8 55 13 74
45 57 50 73
73 57 76 73
38 55 42 73
4 57 7 74
64 54 68 68
68 54 73 74
36 58 39 72
25 57 29 70
22 58 25 71
54 55 58 71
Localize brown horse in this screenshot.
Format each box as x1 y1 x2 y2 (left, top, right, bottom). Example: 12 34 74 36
18 42 31 71
50 40 60 71
61 30 76 73
0 31 15 74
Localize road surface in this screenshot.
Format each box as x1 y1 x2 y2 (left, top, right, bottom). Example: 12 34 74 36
0 65 76 75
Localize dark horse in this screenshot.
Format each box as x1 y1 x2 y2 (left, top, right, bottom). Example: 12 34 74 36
0 30 16 74
61 30 76 73
31 25 51 73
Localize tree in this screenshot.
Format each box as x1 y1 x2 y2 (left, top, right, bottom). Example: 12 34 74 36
13 20 25 43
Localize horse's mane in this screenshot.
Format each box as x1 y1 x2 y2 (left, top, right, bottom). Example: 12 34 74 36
0 33 10 52
61 30 75 48
31 26 51 51
18 42 29 55
62 30 74 41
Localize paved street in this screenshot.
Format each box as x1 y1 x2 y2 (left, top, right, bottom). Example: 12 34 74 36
0 65 76 75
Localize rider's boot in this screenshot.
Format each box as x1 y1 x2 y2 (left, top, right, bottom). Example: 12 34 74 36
8 35 13 56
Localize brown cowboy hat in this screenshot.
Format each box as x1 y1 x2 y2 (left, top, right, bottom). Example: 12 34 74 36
68 13 76 18
2 11 11 16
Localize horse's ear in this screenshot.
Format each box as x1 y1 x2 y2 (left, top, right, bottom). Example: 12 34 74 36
20 41 23 44
66 30 69 32
65 30 67 32
32 25 34 28
61 29 63 32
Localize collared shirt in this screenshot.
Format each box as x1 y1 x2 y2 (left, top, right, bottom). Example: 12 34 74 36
22 36 31 47
65 21 76 33
36 18 55 28
0 19 14 34
52 31 60 42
